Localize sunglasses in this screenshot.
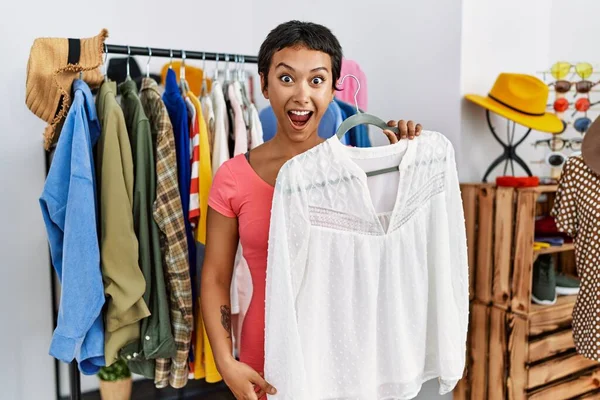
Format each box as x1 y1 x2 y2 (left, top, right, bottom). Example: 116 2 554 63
533 137 583 151
551 61 594 80
532 152 567 168
550 80 598 94
553 97 591 113
556 117 592 134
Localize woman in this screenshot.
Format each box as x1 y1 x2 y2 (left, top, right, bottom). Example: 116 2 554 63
201 20 422 400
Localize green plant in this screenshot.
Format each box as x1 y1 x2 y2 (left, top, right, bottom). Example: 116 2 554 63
97 359 131 382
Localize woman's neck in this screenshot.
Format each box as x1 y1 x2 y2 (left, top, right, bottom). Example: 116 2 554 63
270 131 325 160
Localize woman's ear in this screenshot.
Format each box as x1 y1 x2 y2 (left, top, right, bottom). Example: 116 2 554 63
260 73 269 100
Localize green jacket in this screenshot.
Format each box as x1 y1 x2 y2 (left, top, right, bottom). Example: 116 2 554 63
95 81 150 367
119 79 176 378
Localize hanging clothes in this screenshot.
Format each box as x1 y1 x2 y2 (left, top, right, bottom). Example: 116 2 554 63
162 69 197 309
264 132 468 399
140 77 193 389
119 79 176 378
95 80 149 368
259 101 345 142
228 83 248 157
201 93 215 162
188 91 222 383
39 79 105 375
188 96 201 230
249 104 263 149
159 61 212 96
211 81 230 175
336 58 368 111
334 98 372 147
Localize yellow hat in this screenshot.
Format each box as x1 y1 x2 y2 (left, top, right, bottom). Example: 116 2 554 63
465 73 562 133
160 61 212 94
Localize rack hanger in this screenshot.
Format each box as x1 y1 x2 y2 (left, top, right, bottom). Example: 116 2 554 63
50 41 258 400
335 74 403 178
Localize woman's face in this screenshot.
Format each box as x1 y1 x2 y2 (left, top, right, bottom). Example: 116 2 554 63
261 46 335 143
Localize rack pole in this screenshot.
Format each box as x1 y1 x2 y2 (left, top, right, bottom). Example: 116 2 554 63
46 42 258 400
105 44 258 63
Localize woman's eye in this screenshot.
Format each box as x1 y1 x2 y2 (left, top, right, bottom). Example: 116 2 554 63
280 75 293 83
312 77 324 85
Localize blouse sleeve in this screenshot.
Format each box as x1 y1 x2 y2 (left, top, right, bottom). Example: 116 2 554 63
434 140 469 395
208 162 237 218
551 158 578 237
264 160 311 399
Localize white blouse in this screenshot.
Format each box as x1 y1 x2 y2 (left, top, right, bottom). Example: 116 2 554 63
264 131 469 400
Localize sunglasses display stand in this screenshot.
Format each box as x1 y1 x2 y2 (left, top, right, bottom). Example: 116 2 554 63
482 110 532 182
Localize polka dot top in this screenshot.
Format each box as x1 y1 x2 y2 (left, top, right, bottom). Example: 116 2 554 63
552 155 600 361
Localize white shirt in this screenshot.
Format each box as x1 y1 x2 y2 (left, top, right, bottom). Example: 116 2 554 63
265 131 469 400
210 81 230 176
249 104 263 149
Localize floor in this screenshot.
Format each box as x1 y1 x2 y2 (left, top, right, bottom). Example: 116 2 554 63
68 379 235 400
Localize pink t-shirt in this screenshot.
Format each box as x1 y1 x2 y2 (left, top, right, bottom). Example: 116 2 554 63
208 153 274 374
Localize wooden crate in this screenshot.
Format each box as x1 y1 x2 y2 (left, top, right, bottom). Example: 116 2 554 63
456 299 600 400
511 186 576 316
460 184 516 309
454 184 593 399
453 301 491 400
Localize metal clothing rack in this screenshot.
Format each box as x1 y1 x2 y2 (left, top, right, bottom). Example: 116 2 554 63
48 42 258 400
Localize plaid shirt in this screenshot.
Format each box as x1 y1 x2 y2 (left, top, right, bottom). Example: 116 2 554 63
140 78 193 388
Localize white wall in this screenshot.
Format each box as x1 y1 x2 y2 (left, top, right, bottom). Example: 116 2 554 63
460 0 553 182
1 0 464 399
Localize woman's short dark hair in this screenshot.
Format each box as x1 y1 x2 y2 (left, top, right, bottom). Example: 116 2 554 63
258 20 343 92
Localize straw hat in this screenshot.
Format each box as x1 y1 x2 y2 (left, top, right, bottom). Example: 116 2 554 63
582 116 600 175
465 73 562 133
26 29 108 150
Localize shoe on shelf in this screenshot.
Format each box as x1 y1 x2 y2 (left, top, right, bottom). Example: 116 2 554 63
556 273 580 296
532 254 557 305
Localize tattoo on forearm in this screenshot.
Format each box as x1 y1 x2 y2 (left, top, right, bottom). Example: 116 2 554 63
220 305 232 339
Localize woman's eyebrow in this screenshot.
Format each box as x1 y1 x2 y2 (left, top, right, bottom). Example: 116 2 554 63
275 63 329 73
275 62 295 71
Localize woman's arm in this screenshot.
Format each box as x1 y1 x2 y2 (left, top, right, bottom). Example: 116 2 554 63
202 207 276 399
201 207 239 369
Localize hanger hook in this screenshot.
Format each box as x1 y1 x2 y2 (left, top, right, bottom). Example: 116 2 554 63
169 49 173 69
339 74 361 113
103 43 109 80
126 45 131 80
202 52 206 72
225 54 230 81
181 49 186 80
146 47 152 79
241 55 246 80
215 53 220 80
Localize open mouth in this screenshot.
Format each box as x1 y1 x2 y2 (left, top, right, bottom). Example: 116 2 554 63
288 110 314 129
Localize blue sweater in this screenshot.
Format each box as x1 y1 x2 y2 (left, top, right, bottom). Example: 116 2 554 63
39 80 105 374
162 69 196 291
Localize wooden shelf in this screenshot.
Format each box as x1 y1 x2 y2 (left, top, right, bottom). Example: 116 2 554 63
534 243 575 258
523 185 559 193
530 294 577 314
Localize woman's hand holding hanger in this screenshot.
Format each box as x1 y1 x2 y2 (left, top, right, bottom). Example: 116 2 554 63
383 119 422 143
